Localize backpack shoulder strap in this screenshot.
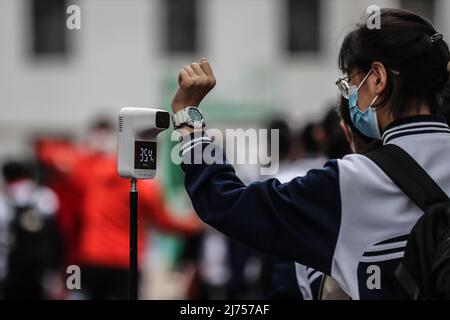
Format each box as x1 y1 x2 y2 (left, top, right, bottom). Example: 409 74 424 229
365 144 449 212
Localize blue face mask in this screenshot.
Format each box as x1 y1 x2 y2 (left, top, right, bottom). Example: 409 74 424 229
348 71 381 140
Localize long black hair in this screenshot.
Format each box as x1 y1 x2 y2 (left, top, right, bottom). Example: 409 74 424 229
338 8 450 119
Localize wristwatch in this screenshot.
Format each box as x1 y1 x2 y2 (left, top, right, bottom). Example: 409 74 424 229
172 106 205 129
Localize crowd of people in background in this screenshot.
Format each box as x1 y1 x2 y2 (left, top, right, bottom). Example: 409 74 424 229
0 118 201 299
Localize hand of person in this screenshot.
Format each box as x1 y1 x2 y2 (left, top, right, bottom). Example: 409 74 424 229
171 58 216 113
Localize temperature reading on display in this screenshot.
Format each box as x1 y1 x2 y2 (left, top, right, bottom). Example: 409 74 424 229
139 147 153 163
134 141 156 170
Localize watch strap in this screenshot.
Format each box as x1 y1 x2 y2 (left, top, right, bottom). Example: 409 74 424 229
173 109 189 128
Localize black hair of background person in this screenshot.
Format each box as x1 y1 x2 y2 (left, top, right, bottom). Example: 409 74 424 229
2 157 51 192
339 9 450 119
1 161 33 182
299 122 321 154
320 106 351 159
267 118 292 161
90 117 114 131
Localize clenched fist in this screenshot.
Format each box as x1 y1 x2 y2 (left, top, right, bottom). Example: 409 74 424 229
171 58 216 113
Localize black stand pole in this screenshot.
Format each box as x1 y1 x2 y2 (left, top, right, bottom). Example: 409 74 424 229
130 179 138 300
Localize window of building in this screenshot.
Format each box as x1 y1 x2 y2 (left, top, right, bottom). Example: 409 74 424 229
31 0 68 55
164 0 198 53
286 0 320 53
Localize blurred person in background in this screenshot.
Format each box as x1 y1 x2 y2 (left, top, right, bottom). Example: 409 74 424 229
178 225 231 299
320 106 352 159
37 118 201 299
268 117 311 299
180 191 270 299
0 191 11 298
36 119 121 269
196 229 269 299
269 113 344 299
180 222 272 300
1 160 62 300
178 121 283 300
278 121 328 180
268 117 327 299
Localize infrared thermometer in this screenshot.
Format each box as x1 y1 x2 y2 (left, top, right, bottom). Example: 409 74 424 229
118 107 170 179
117 107 170 300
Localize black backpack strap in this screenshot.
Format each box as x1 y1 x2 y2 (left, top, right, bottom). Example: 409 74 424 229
366 144 450 299
395 261 421 299
365 144 449 212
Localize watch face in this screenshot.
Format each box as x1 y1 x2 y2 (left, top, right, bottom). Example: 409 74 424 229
188 108 203 122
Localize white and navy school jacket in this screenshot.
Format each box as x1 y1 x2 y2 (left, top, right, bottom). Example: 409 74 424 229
180 115 450 299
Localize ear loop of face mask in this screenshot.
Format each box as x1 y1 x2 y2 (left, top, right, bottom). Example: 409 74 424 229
350 69 379 110
356 70 372 89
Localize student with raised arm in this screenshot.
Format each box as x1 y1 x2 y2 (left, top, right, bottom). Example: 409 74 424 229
169 9 450 299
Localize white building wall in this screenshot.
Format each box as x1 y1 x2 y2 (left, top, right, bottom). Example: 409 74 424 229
0 0 448 159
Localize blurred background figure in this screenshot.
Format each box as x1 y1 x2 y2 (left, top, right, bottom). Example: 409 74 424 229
35 118 120 270
1 160 62 300
180 225 270 300
276 119 328 182
320 107 352 159
178 226 232 299
266 114 328 299
0 185 12 298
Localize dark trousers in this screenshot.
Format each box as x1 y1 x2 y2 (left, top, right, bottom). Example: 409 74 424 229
81 265 137 300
